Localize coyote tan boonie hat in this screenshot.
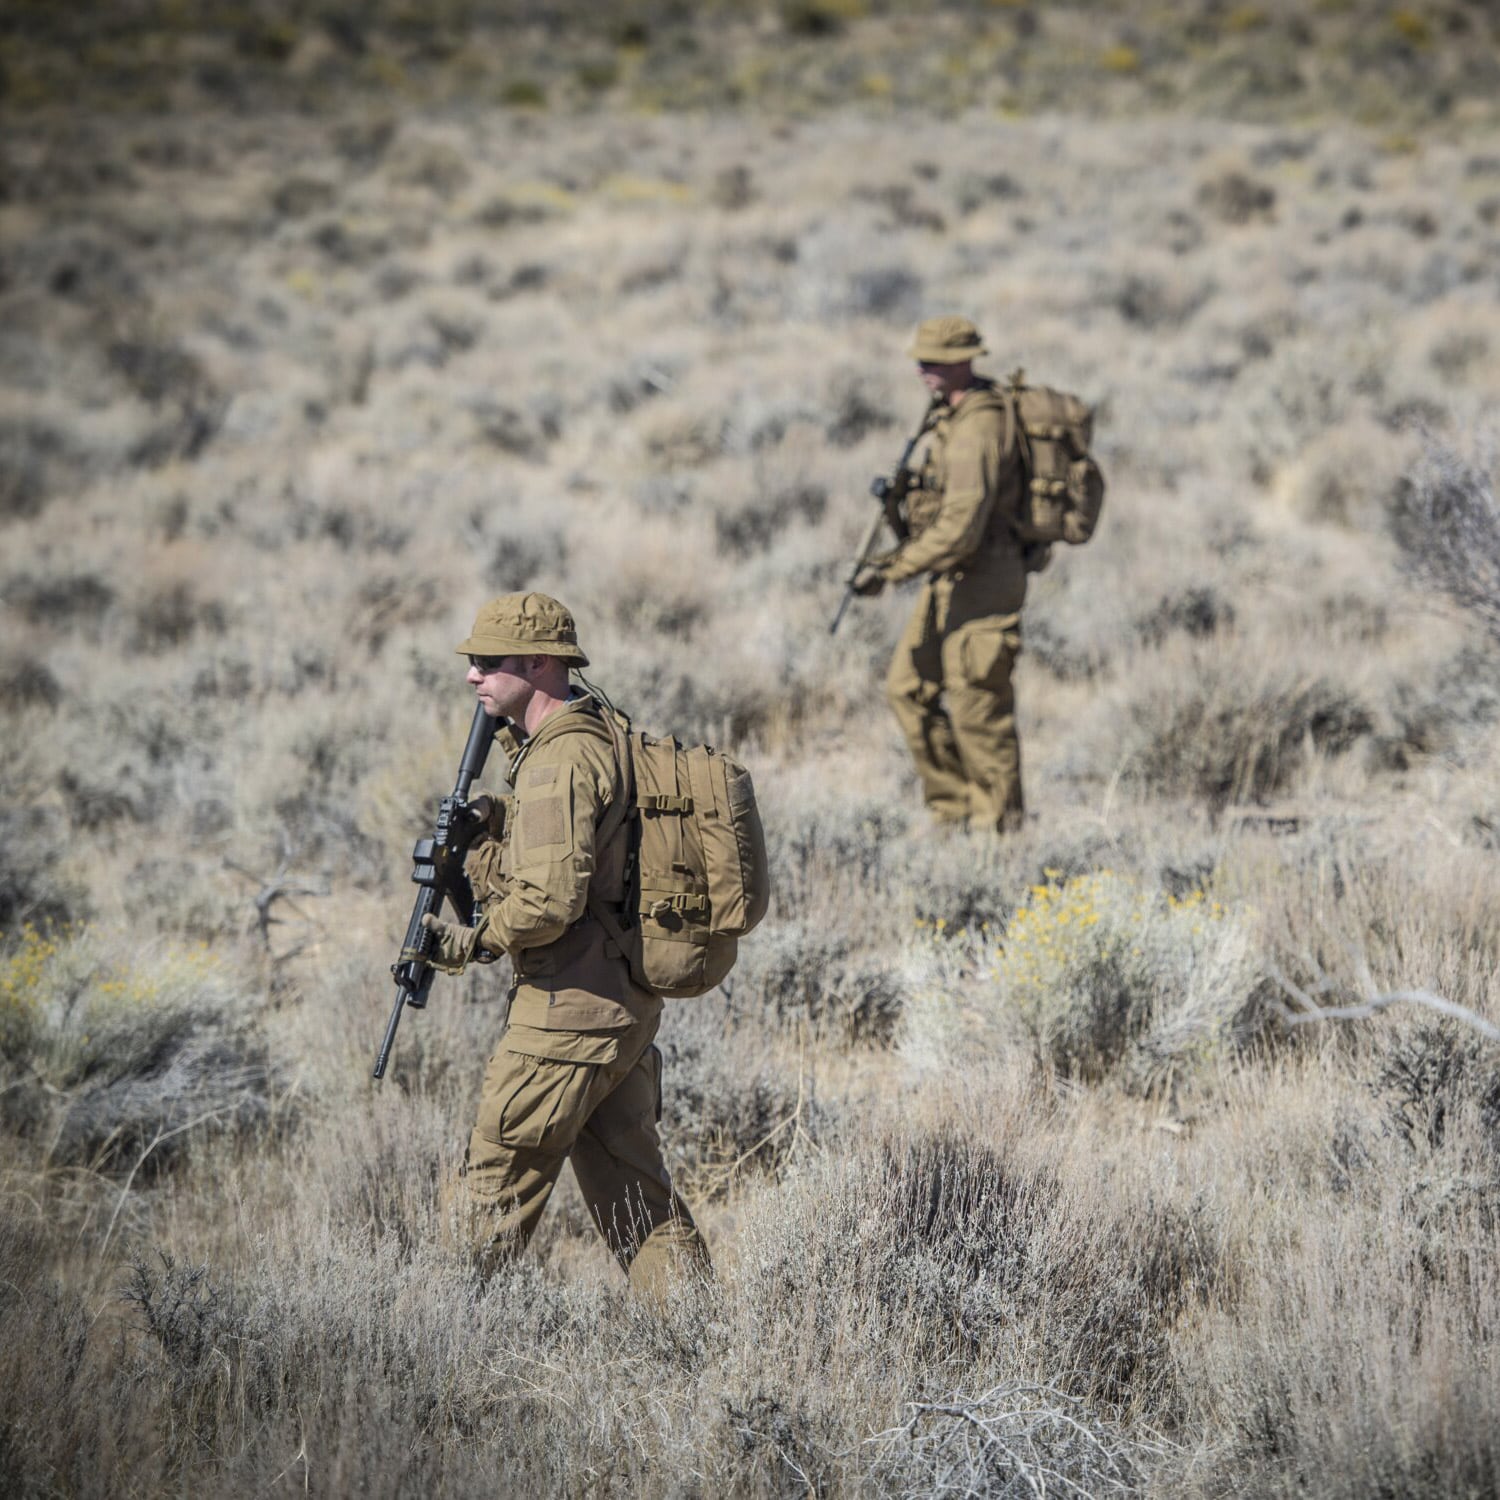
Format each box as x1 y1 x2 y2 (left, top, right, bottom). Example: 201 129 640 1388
908 315 987 365
457 591 589 668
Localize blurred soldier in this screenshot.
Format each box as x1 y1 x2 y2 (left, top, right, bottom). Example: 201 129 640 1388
852 316 1028 831
420 591 711 1301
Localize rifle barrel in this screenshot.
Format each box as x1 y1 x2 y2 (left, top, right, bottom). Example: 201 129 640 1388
455 702 497 798
372 989 407 1080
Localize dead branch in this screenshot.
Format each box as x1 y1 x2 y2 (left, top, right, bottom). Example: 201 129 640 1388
1269 962 1500 1045
865 1379 1169 1499
225 855 328 948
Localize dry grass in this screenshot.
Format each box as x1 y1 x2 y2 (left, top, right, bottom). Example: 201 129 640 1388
3 9 1500 1496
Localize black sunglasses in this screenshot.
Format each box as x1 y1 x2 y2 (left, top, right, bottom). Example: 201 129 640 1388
467 655 508 673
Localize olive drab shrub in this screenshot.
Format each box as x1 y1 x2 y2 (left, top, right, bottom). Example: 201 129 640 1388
1004 368 1106 562
590 710 770 999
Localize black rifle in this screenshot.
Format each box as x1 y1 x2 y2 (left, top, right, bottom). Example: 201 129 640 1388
372 704 499 1081
829 396 942 636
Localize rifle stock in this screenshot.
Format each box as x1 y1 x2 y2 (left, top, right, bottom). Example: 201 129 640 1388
373 703 500 1081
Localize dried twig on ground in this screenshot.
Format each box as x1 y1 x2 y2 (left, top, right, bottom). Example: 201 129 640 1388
866 1380 1171 1498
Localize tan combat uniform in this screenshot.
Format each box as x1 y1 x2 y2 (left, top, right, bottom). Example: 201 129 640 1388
878 378 1028 830
454 694 710 1299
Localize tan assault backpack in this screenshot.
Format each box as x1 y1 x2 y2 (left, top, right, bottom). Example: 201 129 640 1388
589 707 770 999
1004 369 1106 564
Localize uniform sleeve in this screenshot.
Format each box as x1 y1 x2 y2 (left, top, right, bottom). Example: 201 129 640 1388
882 405 1016 581
479 734 614 956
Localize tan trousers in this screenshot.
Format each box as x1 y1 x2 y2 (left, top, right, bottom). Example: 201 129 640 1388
449 1007 710 1300
884 578 1024 831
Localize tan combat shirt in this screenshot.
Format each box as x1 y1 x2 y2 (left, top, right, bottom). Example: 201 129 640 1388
881 379 1028 615
470 695 654 1038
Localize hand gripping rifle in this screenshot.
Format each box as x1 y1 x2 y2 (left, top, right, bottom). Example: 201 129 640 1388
828 395 942 636
372 704 499 1081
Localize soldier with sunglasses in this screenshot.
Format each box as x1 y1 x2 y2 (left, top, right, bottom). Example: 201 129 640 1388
420 591 710 1301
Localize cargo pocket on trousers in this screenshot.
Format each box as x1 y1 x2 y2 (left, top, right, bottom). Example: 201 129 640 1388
958 621 1021 691
482 1053 594 1156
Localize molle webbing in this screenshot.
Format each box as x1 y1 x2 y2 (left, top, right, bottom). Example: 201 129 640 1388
586 707 769 999
1002 379 1105 549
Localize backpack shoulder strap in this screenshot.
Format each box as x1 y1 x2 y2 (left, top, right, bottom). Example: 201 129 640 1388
589 705 634 850
582 705 639 953
1001 367 1031 465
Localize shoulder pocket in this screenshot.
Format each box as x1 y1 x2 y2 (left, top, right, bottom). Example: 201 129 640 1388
516 764 575 858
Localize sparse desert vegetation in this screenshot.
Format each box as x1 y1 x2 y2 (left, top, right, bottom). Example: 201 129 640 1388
3 2 1500 1495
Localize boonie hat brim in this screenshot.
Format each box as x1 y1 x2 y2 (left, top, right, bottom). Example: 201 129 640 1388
908 339 988 364
456 633 589 668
